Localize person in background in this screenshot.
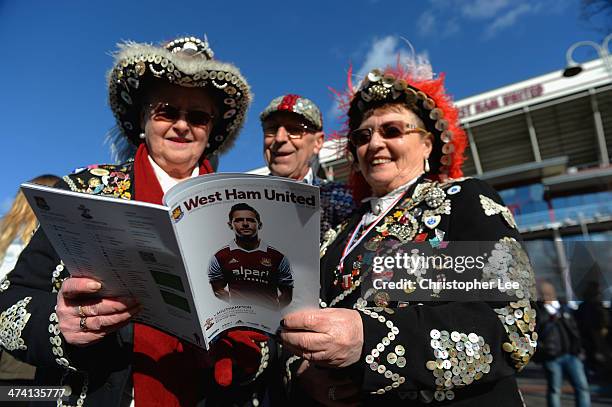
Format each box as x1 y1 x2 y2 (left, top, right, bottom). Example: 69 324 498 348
260 94 355 240
536 280 591 407
0 174 60 384
575 281 612 381
0 175 61 279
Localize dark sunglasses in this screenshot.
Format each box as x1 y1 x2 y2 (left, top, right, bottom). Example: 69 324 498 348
149 103 215 127
348 122 431 146
262 123 317 139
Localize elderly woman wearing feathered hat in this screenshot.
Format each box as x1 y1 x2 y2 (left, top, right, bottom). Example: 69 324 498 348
279 57 537 405
0 37 274 406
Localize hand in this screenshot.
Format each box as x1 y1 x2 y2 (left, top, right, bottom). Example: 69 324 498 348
211 329 269 387
280 308 363 368
296 360 360 406
57 277 141 346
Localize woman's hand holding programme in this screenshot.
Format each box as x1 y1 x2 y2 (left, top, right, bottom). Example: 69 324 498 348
57 277 141 346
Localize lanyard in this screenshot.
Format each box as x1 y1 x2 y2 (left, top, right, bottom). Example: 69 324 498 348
338 191 406 273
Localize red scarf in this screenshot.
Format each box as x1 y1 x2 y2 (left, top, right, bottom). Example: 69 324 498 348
132 144 213 407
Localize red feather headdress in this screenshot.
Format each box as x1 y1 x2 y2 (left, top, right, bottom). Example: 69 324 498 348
330 61 468 201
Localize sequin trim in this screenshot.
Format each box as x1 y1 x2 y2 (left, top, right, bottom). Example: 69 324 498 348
64 163 133 200
422 199 451 220
325 180 458 307
284 355 302 388
0 276 10 292
62 175 79 192
426 329 493 401
479 195 518 229
326 272 366 308
57 371 88 407
52 262 66 293
240 341 269 385
375 181 449 244
356 305 406 395
481 237 536 300
0 297 32 351
320 222 347 259
494 300 537 371
49 308 77 372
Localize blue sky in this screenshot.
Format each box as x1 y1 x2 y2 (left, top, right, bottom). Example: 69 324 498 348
0 0 608 211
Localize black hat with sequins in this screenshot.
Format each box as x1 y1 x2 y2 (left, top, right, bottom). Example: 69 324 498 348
107 36 251 159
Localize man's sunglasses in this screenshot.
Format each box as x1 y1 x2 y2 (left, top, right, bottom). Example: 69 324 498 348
348 122 431 147
149 103 215 127
262 123 317 139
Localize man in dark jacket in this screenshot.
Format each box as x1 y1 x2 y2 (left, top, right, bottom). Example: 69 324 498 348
536 281 591 407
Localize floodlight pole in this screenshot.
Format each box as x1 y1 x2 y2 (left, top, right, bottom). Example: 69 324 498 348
563 33 612 78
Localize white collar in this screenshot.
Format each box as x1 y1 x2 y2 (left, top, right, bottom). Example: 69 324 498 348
361 175 422 225
148 155 200 194
268 168 314 184
543 301 561 315
229 238 267 252
302 168 314 185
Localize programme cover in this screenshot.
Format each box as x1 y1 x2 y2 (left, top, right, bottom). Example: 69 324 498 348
22 173 320 349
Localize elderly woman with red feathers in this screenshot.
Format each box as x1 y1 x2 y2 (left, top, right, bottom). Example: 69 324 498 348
280 59 537 405
0 37 278 407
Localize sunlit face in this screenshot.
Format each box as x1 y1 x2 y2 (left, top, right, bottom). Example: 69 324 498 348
354 106 432 197
142 83 216 178
539 282 557 303
263 112 324 180
229 210 261 239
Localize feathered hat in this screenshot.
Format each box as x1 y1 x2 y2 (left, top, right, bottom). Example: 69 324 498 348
107 36 251 161
332 57 467 182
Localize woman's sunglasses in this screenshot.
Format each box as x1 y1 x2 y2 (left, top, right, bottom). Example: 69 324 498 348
149 103 215 127
348 122 431 147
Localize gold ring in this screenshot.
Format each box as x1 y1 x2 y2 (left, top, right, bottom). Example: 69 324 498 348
79 316 88 332
77 305 86 318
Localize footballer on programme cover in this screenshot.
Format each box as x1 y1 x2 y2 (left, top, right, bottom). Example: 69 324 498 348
208 203 294 309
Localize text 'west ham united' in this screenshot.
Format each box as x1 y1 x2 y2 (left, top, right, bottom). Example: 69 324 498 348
183 188 316 211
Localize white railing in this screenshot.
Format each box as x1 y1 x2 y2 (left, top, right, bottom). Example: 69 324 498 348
515 201 612 231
